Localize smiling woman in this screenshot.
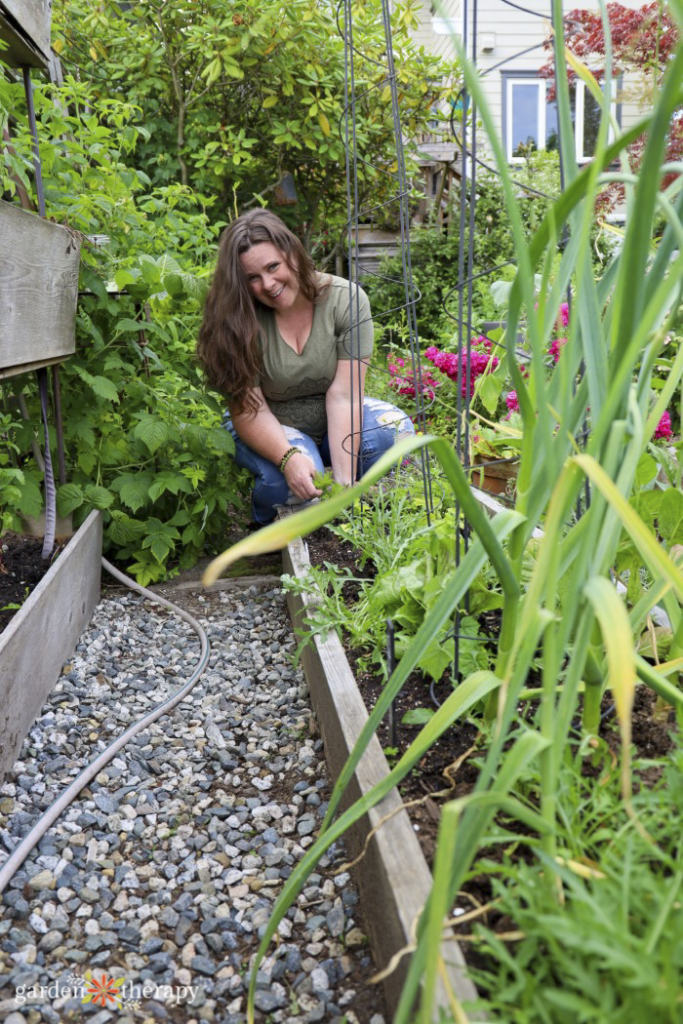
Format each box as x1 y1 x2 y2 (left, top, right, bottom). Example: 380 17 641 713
196 210 414 525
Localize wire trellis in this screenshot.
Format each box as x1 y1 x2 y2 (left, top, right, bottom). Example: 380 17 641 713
333 0 580 717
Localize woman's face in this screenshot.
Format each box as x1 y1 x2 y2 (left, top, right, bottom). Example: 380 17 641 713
239 242 301 311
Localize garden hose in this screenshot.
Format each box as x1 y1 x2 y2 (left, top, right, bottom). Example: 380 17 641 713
0 557 211 896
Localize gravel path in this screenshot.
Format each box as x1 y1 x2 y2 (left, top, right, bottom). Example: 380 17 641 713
0 583 387 1024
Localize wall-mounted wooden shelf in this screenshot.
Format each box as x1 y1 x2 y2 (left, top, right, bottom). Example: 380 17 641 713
0 0 52 69
0 201 81 378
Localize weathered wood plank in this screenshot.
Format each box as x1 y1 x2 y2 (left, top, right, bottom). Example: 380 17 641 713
0 354 65 381
0 511 101 782
0 201 80 374
0 0 52 66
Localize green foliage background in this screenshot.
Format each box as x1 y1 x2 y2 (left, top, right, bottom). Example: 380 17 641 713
0 0 459 582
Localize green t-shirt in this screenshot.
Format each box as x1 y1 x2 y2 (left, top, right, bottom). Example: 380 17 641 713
254 274 374 444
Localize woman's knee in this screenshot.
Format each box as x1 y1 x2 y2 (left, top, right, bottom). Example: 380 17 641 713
361 398 415 457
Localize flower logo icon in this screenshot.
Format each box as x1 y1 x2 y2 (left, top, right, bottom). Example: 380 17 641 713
81 970 125 1008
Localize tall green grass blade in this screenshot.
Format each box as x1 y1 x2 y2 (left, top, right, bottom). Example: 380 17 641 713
583 578 636 785
635 656 683 713
395 731 549 1023
559 0 612 423
644 869 683 955
629 576 675 634
610 43 683 365
575 454 683 603
429 439 519 599
419 788 552 1024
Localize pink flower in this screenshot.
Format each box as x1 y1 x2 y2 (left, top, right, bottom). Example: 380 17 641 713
549 337 567 363
506 391 519 413
420 346 498 398
654 411 673 441
560 302 570 327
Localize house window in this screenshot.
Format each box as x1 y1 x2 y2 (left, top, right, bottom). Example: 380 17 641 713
503 75 616 164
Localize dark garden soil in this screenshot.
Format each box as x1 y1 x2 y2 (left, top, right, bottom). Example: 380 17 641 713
0 532 62 634
304 524 678 959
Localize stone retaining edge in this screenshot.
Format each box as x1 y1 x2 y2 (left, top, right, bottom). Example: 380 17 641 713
0 510 102 781
282 532 479 1018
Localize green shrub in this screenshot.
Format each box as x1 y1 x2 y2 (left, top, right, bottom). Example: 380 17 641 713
0 70 247 582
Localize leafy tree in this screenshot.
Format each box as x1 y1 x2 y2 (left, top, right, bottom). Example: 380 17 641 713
540 2 681 204
52 0 461 252
1 0 461 581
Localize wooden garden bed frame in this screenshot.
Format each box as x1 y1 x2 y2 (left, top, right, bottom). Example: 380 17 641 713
0 511 102 781
282 525 479 1019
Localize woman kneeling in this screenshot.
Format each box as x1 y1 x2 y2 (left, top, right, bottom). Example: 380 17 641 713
197 209 414 526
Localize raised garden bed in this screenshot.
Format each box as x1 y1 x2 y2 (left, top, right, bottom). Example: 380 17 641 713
282 504 681 1019
0 510 102 781
282 527 479 1018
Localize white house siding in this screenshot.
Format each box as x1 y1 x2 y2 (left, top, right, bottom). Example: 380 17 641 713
419 0 650 162
411 0 460 63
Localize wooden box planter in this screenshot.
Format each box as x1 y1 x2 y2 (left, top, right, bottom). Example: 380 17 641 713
0 201 81 379
472 454 519 498
0 0 52 68
0 510 102 782
283 532 479 1018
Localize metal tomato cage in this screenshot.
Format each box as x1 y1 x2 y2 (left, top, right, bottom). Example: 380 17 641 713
338 0 575 732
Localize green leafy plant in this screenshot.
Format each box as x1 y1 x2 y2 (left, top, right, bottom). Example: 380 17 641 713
471 741 683 1023
0 65 248 581
312 469 346 502
51 0 460 249
283 480 500 682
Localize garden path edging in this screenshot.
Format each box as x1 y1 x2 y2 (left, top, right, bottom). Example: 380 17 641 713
282 529 479 1018
0 510 102 781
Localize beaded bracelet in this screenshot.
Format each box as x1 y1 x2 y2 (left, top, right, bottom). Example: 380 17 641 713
278 446 300 473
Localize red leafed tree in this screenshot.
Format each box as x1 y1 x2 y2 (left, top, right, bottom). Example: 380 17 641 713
540 2 681 205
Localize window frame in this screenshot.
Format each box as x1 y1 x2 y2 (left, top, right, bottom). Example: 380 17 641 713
501 71 619 164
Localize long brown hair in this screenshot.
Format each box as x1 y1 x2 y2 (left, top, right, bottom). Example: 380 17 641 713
197 210 326 415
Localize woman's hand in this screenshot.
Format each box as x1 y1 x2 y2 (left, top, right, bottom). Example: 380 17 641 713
283 452 323 500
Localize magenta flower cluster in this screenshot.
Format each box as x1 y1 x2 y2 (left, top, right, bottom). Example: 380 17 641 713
506 391 520 413
424 340 499 398
387 354 440 401
548 337 567 363
654 410 673 441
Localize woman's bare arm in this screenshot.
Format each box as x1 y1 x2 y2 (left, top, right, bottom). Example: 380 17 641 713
325 360 368 486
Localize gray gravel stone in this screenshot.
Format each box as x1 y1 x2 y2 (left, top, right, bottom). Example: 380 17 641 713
0 587 384 1023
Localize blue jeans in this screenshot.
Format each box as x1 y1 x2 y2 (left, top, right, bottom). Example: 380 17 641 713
225 397 415 525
